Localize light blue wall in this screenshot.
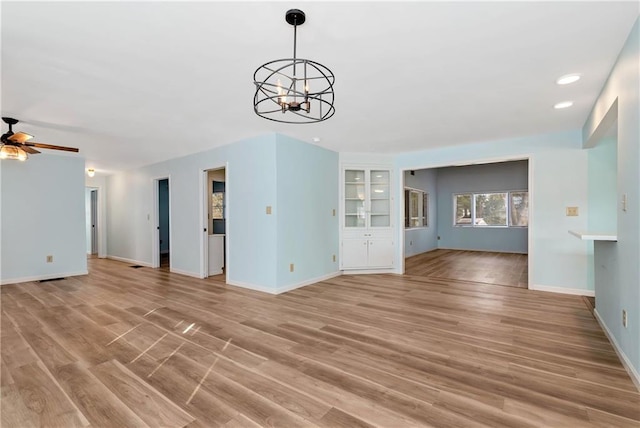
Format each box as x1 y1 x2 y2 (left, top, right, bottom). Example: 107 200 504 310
583 18 639 381
395 130 589 291
106 133 339 292
275 134 339 288
1 155 87 283
404 169 438 257
107 134 279 288
436 161 528 253
587 135 617 232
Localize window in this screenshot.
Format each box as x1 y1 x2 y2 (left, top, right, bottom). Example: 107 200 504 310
510 192 529 226
404 188 428 228
454 191 528 227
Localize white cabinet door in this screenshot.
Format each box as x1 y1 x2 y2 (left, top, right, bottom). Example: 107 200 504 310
367 239 394 268
342 238 369 269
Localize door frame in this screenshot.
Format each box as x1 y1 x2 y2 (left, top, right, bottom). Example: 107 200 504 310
85 185 106 258
152 176 172 269
200 164 229 280
398 154 532 288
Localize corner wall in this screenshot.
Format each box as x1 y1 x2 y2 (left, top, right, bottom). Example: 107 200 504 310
583 17 640 386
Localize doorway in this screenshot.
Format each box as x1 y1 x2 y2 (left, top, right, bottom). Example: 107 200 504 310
85 187 98 257
157 178 170 269
202 166 227 279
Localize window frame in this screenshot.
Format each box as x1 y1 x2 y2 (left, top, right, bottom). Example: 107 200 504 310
404 187 428 229
453 190 528 228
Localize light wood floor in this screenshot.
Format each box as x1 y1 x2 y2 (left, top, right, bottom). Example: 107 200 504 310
406 249 528 288
2 258 638 427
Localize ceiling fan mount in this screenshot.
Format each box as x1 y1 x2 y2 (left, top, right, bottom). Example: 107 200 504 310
0 117 79 161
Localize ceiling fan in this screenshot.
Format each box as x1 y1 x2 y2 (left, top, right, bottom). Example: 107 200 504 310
1 117 79 161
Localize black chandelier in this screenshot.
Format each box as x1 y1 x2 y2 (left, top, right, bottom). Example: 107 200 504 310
253 9 335 124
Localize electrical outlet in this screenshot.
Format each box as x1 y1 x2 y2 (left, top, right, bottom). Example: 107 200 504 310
332 254 336 262
410 240 413 246
266 206 272 215
46 255 53 263
332 209 336 216
566 207 579 216
623 310 628 328
622 194 627 212
289 263 294 272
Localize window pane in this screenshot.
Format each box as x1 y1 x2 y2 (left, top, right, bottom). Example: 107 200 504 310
455 194 472 225
510 192 529 226
475 193 507 226
212 193 224 219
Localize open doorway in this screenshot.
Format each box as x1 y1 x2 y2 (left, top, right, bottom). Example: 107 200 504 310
155 178 170 269
402 159 531 289
85 187 98 257
202 167 227 279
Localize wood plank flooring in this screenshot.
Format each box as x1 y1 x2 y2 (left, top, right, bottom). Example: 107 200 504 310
2 258 638 427
405 249 528 288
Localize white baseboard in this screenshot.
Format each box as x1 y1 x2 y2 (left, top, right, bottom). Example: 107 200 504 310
106 255 152 267
341 268 397 275
437 246 528 255
227 271 342 295
276 271 342 294
529 284 594 297
594 309 640 391
226 279 279 295
169 267 201 279
1 270 88 285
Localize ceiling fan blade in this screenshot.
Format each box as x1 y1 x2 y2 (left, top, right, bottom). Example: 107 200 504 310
25 142 79 153
22 146 41 154
8 132 34 144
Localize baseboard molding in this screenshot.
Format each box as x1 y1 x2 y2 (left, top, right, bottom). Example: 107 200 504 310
169 267 201 279
1 270 88 285
594 309 640 391
342 268 397 275
226 279 279 295
437 246 528 255
227 271 342 295
106 255 152 267
276 271 342 294
529 284 594 297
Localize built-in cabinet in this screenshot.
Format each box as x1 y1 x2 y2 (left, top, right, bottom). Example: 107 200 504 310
341 166 394 270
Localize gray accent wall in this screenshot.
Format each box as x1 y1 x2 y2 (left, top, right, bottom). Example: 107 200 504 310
436 160 528 253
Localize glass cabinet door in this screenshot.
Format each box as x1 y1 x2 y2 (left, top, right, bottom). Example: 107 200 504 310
369 170 390 227
344 170 365 228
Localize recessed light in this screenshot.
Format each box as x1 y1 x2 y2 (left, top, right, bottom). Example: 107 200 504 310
554 101 573 109
556 74 581 85
312 137 321 143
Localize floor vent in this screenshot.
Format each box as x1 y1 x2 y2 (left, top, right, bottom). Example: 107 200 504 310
130 265 144 269
38 278 65 282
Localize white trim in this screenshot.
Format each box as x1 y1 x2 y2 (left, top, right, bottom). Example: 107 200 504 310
226 279 279 295
437 246 527 255
342 268 397 275
106 255 152 267
1 270 88 285
529 283 594 296
169 267 201 279
594 309 640 391
276 271 342 294
227 271 342 295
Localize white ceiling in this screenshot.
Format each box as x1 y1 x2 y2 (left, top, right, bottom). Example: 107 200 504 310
2 1 638 174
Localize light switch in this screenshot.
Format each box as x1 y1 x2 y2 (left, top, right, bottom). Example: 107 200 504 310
566 207 579 216
266 206 272 215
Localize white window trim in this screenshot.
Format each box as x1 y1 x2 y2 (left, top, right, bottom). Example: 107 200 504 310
453 190 528 228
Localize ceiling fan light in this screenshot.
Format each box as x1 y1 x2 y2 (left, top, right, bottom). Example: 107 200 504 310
0 144 28 161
